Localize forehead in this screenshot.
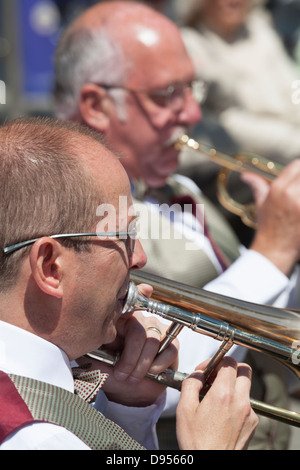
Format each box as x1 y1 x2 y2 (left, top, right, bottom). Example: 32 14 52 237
116 22 195 88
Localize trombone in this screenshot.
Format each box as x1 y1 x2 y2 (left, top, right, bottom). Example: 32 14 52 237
87 271 300 427
175 134 284 228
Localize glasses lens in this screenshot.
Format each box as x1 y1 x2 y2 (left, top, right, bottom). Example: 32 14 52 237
191 80 208 104
148 91 170 107
149 81 208 110
168 85 186 110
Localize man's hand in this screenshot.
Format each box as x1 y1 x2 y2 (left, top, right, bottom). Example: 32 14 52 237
176 356 258 450
243 159 300 275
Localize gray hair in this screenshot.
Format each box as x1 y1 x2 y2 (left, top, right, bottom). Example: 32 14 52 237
54 27 131 121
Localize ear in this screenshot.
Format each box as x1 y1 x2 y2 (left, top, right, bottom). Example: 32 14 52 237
29 238 64 299
79 83 110 131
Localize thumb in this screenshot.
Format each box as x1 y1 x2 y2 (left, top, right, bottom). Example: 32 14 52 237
137 282 153 298
241 172 270 207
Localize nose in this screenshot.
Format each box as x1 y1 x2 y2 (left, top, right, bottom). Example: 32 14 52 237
178 90 202 126
130 239 147 270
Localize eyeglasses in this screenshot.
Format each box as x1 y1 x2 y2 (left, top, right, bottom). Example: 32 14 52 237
97 79 208 111
3 231 137 256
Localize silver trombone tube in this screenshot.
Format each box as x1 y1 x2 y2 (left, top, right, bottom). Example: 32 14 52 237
86 349 300 428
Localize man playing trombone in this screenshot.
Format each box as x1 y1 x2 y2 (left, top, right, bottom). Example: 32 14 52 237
0 117 258 450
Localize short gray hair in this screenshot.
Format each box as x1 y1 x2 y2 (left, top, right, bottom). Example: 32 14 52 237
54 27 131 120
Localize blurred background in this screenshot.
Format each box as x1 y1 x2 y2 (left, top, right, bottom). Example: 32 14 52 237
1 0 300 449
0 0 98 121
1 0 300 123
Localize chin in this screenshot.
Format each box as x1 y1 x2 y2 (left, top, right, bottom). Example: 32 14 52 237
145 172 173 188
147 179 168 189
104 325 118 345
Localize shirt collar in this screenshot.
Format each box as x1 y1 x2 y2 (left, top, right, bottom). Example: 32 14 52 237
0 320 74 392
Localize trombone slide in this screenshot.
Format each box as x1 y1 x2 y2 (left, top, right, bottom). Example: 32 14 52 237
86 348 300 428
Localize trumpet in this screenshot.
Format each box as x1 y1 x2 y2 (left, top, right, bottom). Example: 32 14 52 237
175 134 284 228
87 271 300 427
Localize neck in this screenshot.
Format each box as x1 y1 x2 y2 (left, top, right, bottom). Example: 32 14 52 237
203 17 242 41
0 288 26 328
0 281 62 344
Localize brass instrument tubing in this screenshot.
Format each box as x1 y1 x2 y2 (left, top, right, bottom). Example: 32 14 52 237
114 273 300 426
157 323 184 354
124 282 296 365
85 349 300 428
176 134 282 180
176 134 284 227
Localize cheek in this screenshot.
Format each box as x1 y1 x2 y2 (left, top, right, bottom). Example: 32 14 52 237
100 310 119 344
69 285 117 348
127 98 173 136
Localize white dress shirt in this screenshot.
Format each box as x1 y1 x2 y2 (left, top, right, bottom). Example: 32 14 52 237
0 321 165 450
